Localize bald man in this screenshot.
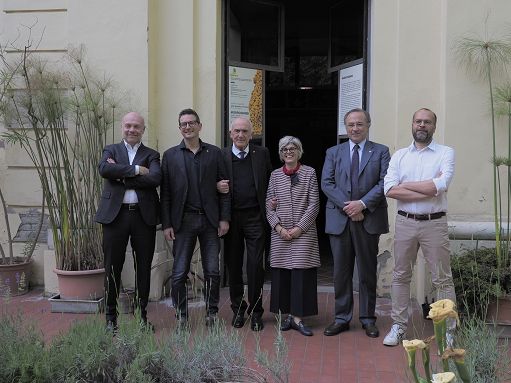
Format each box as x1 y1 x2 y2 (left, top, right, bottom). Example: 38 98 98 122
95 112 161 332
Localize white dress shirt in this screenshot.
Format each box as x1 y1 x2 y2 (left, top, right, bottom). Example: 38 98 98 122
232 143 249 158
384 140 455 214
122 140 141 204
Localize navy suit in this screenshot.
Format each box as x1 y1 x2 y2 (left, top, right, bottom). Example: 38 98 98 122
95 141 161 322
321 140 390 325
161 140 230 319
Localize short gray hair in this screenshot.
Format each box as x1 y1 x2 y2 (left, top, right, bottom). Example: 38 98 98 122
278 136 303 162
343 108 371 126
229 116 253 132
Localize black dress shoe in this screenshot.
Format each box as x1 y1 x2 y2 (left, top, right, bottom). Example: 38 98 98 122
323 321 350 336
141 318 155 333
291 320 313 336
105 320 118 334
205 313 218 327
280 315 292 331
232 314 245 328
250 315 264 331
362 323 379 338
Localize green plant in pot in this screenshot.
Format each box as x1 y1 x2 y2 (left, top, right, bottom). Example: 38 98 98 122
453 19 511 323
0 40 45 297
1 44 119 300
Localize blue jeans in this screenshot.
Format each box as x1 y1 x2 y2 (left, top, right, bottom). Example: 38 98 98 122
171 212 220 319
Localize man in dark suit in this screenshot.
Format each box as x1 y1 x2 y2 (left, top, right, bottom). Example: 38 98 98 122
95 111 161 331
321 108 390 338
161 108 230 327
217 117 272 331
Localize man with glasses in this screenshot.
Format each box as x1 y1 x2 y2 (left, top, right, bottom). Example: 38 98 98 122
217 117 272 331
383 108 456 346
321 108 390 338
161 108 230 327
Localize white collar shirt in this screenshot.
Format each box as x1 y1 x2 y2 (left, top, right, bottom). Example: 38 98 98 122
383 140 455 214
232 143 250 158
122 140 141 203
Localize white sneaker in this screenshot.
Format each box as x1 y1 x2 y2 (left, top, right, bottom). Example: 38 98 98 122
383 324 406 346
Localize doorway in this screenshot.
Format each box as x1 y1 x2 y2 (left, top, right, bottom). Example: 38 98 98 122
225 0 368 275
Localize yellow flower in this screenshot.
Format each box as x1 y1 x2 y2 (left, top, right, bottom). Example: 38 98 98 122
432 372 456 382
402 339 427 352
428 299 459 323
442 348 466 361
430 299 456 310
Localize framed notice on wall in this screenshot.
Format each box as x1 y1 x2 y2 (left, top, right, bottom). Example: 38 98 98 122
228 66 264 137
338 59 364 135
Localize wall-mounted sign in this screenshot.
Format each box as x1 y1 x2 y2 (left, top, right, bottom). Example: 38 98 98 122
228 66 264 136
338 62 363 135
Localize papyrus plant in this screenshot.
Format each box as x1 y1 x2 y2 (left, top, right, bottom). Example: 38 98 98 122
454 24 511 281
1 44 119 270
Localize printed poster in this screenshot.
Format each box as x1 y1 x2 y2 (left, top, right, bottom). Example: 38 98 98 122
338 63 363 135
228 66 263 136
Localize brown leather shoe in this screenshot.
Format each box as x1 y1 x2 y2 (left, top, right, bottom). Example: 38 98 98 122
323 321 350 336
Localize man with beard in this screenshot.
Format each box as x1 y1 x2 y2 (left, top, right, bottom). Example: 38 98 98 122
382 108 456 346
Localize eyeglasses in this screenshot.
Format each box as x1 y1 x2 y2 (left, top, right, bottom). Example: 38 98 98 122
179 120 199 129
413 119 433 126
280 147 297 153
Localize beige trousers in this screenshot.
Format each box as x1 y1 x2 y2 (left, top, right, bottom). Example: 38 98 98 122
391 214 456 327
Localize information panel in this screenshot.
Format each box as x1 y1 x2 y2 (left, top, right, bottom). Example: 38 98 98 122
228 66 264 136
338 62 363 135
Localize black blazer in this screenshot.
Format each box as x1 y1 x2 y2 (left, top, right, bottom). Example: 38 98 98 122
161 140 230 232
222 144 272 220
95 142 161 226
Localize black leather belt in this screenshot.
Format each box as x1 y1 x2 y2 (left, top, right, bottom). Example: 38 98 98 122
184 207 205 215
398 210 445 221
122 203 139 211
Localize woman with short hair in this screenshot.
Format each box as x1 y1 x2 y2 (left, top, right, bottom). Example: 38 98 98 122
266 136 320 336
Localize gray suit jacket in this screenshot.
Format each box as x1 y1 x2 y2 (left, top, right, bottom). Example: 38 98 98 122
321 140 390 235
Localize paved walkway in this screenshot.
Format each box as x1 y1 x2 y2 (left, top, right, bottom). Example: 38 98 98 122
1 286 436 383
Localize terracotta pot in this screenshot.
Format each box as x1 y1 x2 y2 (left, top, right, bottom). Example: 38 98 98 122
486 295 511 338
54 268 105 300
0 257 32 297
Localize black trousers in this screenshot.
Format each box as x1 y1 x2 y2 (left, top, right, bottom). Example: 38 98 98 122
102 206 156 322
329 220 379 326
270 268 318 317
224 207 266 316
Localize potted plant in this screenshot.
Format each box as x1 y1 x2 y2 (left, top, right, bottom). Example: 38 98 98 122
0 40 45 297
1 43 119 300
453 19 511 328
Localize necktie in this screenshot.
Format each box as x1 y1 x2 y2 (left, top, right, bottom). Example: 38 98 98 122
239 151 246 159
351 144 360 199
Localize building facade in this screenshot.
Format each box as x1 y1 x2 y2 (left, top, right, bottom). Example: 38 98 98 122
1 0 509 299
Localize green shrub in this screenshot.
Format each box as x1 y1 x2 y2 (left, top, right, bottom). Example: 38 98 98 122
0 311 288 382
0 313 50 382
451 247 511 318
456 315 511 383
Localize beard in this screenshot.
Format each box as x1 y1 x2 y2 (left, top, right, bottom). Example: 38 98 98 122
413 130 432 144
